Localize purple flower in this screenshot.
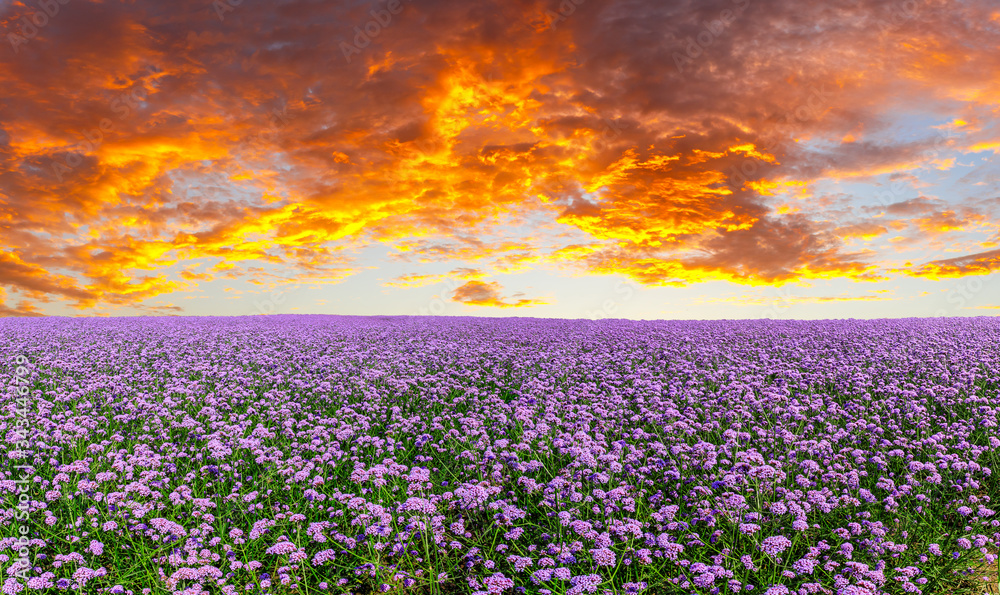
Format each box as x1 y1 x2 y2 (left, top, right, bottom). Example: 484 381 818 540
266 541 299 556
792 558 818 575
569 574 602 594
760 536 793 556
8 314 1000 595
693 572 716 588
590 548 616 567
483 573 514 594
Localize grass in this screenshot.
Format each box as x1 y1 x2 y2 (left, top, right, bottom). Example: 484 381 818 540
3 319 1000 595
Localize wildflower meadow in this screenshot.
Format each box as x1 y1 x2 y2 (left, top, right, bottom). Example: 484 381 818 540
1 315 999 595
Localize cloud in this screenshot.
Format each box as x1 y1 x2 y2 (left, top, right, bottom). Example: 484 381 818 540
834 222 890 241
1 0 999 311
0 302 44 317
384 267 486 288
0 287 43 317
884 197 941 216
911 209 987 234
578 213 883 287
899 248 1000 279
450 280 548 308
0 251 95 304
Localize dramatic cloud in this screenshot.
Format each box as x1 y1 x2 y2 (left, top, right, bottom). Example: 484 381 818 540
451 280 547 308
1 0 998 314
902 248 1000 279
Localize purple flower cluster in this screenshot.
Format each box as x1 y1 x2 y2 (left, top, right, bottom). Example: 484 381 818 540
1 315 998 594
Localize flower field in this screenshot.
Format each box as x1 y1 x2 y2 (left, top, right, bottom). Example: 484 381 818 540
1 315 999 595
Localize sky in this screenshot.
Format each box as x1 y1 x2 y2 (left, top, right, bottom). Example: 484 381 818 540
1 0 999 320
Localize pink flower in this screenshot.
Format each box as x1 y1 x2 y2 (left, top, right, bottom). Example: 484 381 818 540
266 541 300 556
89 541 104 556
760 536 792 556
591 548 616 566
483 573 514 594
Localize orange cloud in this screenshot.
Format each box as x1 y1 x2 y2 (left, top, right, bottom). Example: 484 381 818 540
384 267 486 288
451 281 548 308
0 251 95 305
897 248 1000 279
835 223 890 241
1 0 999 313
912 210 987 234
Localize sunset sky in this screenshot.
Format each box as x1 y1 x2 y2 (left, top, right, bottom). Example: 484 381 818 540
1 0 999 319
